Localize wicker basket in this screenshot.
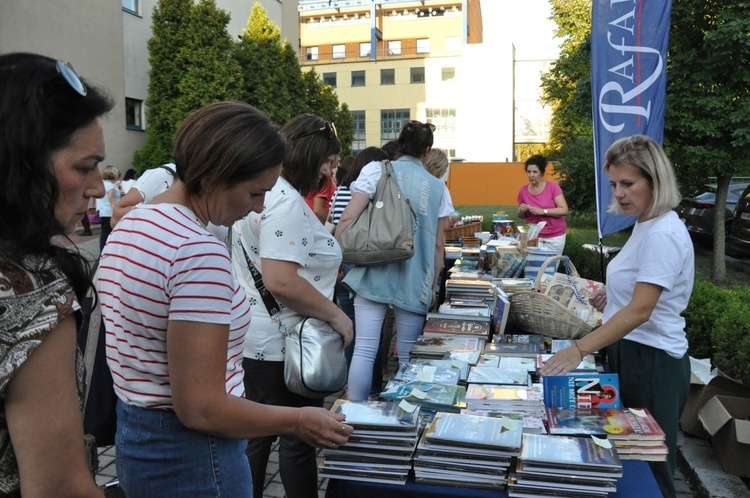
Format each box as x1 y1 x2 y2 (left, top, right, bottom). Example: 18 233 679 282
444 221 482 239
508 255 595 339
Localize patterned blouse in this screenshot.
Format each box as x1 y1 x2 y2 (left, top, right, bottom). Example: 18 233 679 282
0 256 84 494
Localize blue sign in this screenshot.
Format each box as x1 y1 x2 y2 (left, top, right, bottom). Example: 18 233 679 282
591 0 671 237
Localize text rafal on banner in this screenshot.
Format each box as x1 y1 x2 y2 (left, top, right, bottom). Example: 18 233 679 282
591 0 671 238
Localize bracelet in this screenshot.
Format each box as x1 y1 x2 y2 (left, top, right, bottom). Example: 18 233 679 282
574 342 585 360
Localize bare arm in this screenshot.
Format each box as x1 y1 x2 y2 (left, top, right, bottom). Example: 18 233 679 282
334 192 369 237
168 320 352 445
541 282 663 376
262 258 353 347
111 188 145 227
312 197 329 225
5 316 102 497
433 216 448 292
526 193 570 218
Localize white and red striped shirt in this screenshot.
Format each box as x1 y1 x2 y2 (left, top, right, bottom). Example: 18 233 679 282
99 203 250 409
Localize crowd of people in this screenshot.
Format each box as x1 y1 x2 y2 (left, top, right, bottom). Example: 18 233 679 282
1 51 693 498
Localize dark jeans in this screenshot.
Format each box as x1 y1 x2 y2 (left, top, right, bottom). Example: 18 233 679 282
606 339 690 498
336 267 383 396
243 359 323 498
99 216 112 251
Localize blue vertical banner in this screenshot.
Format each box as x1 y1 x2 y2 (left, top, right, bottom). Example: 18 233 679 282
591 0 671 238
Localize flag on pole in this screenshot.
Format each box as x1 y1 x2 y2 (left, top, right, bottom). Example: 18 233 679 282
591 0 671 238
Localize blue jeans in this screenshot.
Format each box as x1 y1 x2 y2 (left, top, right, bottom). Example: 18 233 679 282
115 400 252 497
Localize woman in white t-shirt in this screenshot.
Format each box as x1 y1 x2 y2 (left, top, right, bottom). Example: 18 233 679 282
541 135 693 498
231 114 353 498
100 103 352 498
96 164 120 250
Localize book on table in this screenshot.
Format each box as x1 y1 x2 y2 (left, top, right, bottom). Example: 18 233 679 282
494 333 548 346
485 341 541 357
509 467 618 497
422 315 491 337
467 366 532 386
464 383 543 406
442 349 482 366
410 334 485 359
518 433 623 478
329 399 421 433
490 286 511 335
408 358 469 382
421 412 524 452
379 380 464 412
542 373 622 410
447 293 489 307
435 304 491 317
461 408 547 434
545 406 667 444
393 362 461 386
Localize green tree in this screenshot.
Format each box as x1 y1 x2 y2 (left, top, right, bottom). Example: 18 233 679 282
133 0 242 172
666 0 750 281
233 3 305 125
540 0 595 215
233 4 353 155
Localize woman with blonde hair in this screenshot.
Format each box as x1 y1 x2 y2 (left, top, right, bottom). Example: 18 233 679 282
542 135 692 498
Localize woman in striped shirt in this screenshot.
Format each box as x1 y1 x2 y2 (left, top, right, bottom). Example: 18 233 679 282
100 102 352 497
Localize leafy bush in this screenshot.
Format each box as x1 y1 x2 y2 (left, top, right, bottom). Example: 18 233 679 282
711 295 750 385
563 232 611 282
683 279 727 360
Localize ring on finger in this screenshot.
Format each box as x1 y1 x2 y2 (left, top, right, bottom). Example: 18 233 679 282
331 442 337 448
339 425 347 434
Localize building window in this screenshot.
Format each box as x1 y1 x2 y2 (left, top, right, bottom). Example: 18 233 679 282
387 40 402 56
359 42 371 58
416 38 431 54
381 109 410 144
442 67 455 81
122 0 139 14
323 72 337 88
410 67 425 84
351 70 366 87
332 44 346 59
426 108 457 139
381 69 395 85
351 110 366 154
125 98 144 130
445 36 460 52
306 46 319 61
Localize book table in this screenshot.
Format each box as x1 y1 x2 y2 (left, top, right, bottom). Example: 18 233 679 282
325 459 661 498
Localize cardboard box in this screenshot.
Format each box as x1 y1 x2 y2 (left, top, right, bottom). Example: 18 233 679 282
698 395 750 478
680 375 750 438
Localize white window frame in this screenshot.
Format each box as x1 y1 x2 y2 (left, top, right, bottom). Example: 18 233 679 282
125 98 144 131
416 38 431 54
359 42 371 58
332 44 346 59
388 40 402 56
306 46 319 61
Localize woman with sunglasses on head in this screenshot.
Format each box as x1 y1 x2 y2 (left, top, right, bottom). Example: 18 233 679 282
231 114 353 498
100 104 352 497
336 121 452 401
0 52 111 497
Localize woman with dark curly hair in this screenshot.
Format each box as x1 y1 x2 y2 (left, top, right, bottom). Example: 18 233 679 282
0 52 113 497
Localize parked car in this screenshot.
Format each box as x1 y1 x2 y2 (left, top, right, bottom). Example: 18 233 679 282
675 182 750 245
726 183 750 258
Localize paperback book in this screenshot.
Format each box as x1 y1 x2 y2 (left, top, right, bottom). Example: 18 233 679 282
543 373 622 410
467 367 531 386
490 287 511 335
537 353 598 372
393 362 461 386
422 412 523 452
545 407 665 442
485 341 541 357
330 399 421 433
519 433 623 478
410 334 485 359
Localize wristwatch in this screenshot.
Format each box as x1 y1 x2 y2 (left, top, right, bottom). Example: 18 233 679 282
543 209 548 215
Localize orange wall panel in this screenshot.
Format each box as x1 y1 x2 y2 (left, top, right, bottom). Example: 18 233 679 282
446 162 559 206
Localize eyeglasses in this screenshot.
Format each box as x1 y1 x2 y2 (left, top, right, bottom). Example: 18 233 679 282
55 60 87 97
295 121 337 140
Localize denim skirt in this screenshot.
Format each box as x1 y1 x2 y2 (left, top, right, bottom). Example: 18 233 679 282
115 400 252 497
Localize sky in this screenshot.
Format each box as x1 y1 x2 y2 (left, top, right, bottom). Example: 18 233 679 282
480 0 562 61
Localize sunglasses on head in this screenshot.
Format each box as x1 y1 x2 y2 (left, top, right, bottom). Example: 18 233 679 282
55 60 87 97
295 121 337 140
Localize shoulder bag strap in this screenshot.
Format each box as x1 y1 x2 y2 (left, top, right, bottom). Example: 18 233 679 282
237 238 283 319
83 264 101 410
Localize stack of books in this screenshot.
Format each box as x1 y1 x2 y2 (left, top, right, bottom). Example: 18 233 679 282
492 278 534 294
414 412 523 489
466 365 532 387
508 433 623 497
445 278 495 299
536 353 599 373
319 400 421 485
463 383 546 434
546 407 667 461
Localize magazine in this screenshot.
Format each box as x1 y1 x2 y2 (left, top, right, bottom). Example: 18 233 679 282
542 373 622 410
